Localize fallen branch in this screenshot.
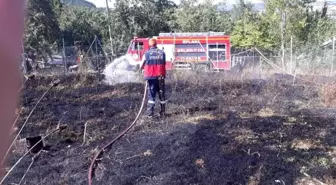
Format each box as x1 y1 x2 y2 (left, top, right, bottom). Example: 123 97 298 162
82 121 89 145
125 154 142 160
272 93 281 104
1 80 60 166
302 172 327 185
242 149 261 158
0 125 66 184
56 112 67 130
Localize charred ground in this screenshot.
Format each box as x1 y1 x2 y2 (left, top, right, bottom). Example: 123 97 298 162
3 72 336 185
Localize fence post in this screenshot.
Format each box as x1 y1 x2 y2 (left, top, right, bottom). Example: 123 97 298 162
280 10 286 71
259 49 263 76
62 38 67 73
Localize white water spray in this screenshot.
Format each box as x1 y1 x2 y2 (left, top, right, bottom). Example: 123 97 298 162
103 55 142 85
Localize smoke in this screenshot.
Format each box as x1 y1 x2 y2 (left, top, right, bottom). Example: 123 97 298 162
103 55 143 85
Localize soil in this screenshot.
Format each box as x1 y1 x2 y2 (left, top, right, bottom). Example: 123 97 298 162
3 71 336 185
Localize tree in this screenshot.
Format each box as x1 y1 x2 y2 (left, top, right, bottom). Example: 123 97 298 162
107 0 176 55
172 0 232 33
22 0 336 64
59 6 105 47
230 0 275 49
24 0 62 61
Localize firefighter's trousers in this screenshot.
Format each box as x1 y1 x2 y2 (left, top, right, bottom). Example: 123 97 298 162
147 78 165 116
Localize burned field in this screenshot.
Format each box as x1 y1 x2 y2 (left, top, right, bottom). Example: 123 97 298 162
4 72 336 185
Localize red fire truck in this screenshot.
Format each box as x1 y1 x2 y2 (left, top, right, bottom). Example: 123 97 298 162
126 32 231 71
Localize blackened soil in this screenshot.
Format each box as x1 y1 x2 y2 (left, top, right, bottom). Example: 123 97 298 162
4 72 336 185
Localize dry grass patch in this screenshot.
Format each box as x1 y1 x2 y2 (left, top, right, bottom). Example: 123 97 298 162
291 139 324 151
247 165 263 185
321 84 336 107
257 107 274 117
287 117 297 122
89 89 125 101
234 128 259 144
185 114 217 124
328 147 336 158
295 178 325 185
11 139 28 155
284 117 298 126
239 112 254 119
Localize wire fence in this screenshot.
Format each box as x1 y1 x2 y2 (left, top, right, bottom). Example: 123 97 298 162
230 45 336 78
21 35 336 80
21 36 111 76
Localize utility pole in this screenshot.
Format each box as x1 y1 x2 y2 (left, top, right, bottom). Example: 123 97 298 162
105 0 114 62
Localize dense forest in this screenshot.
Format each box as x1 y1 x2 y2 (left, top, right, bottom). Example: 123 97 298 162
24 0 336 58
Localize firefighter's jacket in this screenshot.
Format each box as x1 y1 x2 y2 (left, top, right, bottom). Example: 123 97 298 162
141 46 166 80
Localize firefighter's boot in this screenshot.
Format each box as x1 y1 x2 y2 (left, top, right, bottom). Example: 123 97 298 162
159 103 166 118
147 104 155 118
147 110 154 118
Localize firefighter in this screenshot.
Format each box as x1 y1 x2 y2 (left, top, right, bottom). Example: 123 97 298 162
141 38 166 118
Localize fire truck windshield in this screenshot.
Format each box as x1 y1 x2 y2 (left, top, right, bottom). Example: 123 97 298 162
131 41 143 50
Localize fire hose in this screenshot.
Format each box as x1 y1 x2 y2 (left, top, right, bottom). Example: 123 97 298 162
88 81 148 185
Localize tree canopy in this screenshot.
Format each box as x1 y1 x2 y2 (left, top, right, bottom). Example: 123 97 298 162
24 0 336 57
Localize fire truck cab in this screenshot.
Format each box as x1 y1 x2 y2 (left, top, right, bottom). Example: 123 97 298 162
126 32 231 71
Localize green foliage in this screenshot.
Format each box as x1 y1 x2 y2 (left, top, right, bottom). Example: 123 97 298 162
173 0 232 33
230 0 277 50
24 0 336 58
108 0 176 55
24 0 62 61
230 0 336 53
59 6 104 46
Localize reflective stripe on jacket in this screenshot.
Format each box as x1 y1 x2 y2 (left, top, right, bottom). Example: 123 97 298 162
143 47 166 80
